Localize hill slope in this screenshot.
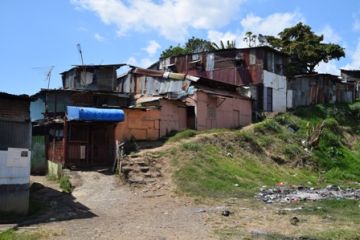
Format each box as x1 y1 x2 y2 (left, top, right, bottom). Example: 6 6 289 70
162 101 360 198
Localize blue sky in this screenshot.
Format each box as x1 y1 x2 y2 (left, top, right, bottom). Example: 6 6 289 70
2 0 360 95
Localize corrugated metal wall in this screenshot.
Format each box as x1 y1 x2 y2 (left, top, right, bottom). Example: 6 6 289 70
160 48 286 87
0 121 31 150
0 98 29 122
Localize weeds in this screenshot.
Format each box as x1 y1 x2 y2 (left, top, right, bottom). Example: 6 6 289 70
0 229 44 240
47 174 73 193
167 129 197 142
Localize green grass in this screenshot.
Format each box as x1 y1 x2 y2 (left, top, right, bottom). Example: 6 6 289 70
295 199 360 224
0 229 44 240
47 174 73 193
166 103 360 198
166 129 198 142
172 140 318 198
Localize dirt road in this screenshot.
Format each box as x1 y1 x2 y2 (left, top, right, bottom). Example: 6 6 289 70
31 170 214 240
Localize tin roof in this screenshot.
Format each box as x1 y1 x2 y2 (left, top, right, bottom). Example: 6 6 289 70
0 92 29 100
60 64 127 74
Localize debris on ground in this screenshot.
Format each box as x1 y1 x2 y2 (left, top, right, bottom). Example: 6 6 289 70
290 216 300 225
221 209 231 217
256 184 360 203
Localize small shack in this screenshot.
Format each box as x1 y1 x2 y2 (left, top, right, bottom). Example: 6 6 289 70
0 93 31 214
115 67 252 142
287 74 355 108
31 89 127 171
341 69 360 99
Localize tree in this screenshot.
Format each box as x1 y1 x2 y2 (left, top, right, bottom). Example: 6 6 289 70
243 31 256 47
265 22 345 75
160 45 187 59
160 37 215 58
212 40 236 50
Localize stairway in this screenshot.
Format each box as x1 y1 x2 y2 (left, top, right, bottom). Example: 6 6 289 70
120 153 162 184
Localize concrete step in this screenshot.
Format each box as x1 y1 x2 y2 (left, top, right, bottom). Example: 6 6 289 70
139 166 150 173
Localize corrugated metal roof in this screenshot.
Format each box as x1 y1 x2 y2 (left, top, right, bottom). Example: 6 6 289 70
136 96 163 104
0 92 29 100
60 64 127 74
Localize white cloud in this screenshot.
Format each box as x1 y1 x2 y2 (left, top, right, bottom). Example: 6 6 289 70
207 30 238 45
353 15 360 31
126 56 137 66
143 40 161 56
240 12 304 36
318 25 341 43
343 40 360 70
315 60 340 75
126 56 156 68
71 0 245 41
208 12 304 48
94 33 105 42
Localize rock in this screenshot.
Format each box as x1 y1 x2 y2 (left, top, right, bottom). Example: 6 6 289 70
222 209 231 216
290 216 299 225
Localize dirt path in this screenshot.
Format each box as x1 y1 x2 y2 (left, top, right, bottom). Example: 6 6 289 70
33 170 214 240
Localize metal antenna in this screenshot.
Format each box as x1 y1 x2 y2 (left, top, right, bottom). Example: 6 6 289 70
76 43 84 65
46 66 54 89
32 65 55 89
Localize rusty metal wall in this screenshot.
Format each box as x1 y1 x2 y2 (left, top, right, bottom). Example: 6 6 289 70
47 138 64 164
161 48 282 87
0 98 30 122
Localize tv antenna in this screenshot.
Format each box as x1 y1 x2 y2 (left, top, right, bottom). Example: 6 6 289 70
76 43 84 65
32 65 55 89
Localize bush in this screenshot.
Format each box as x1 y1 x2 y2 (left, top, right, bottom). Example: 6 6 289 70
59 175 73 193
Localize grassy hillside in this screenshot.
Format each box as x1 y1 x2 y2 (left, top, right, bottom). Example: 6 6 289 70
164 101 360 198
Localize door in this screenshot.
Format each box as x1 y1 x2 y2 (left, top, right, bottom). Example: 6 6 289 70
90 124 114 165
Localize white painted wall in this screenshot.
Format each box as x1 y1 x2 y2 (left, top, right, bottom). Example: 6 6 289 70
0 148 31 185
263 70 287 112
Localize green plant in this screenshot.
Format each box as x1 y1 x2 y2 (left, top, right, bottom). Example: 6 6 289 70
58 175 73 193
167 129 197 142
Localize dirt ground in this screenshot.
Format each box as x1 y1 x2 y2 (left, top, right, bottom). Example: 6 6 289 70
28 170 215 240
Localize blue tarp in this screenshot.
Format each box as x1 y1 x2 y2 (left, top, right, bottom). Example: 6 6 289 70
67 106 125 122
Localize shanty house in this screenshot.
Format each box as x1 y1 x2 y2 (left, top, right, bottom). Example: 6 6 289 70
341 69 360 99
31 88 127 170
61 64 125 91
154 46 289 113
0 93 31 214
115 67 252 142
287 74 355 108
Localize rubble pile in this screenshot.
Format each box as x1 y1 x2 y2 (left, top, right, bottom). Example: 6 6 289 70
256 184 360 204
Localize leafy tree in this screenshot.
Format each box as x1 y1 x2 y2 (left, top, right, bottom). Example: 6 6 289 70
265 22 345 75
160 37 215 58
160 45 187 59
212 40 236 50
243 31 256 47
184 37 215 53
257 34 267 46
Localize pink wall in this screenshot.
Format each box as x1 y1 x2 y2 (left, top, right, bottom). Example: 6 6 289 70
115 108 161 142
195 91 252 130
159 99 187 137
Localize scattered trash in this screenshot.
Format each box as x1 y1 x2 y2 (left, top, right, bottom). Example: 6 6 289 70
226 152 233 158
256 184 360 203
194 208 206 213
222 209 231 216
234 183 239 187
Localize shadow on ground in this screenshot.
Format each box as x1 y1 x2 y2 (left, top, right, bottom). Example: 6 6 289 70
0 183 97 226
